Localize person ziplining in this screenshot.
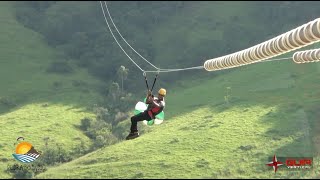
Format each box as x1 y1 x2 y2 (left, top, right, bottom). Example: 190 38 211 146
126 88 166 140
126 72 166 140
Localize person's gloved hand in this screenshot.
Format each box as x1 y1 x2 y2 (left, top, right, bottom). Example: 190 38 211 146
147 95 153 102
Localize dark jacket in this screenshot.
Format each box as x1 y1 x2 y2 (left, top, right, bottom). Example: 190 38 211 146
145 95 165 119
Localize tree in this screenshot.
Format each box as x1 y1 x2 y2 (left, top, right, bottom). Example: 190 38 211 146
117 66 129 94
108 82 120 103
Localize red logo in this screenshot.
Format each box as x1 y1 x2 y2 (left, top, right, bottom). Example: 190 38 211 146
266 154 283 173
286 158 312 169
266 155 313 173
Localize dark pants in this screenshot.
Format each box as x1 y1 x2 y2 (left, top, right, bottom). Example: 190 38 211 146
130 111 152 133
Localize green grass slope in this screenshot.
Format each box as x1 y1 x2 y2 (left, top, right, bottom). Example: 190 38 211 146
36 45 320 178
0 2 104 178
35 2 320 179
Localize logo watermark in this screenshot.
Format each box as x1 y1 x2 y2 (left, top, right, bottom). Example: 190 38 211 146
12 137 41 163
6 163 46 173
266 154 313 173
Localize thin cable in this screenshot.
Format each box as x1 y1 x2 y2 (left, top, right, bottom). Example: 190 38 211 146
99 1 144 72
145 66 204 73
104 1 205 73
159 56 291 73
104 1 160 70
160 66 204 72
103 1 206 73
159 66 204 71
259 57 292 63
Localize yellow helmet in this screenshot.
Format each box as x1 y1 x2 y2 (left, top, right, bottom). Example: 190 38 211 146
158 88 166 96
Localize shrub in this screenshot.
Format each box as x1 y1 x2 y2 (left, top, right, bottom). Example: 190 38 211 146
40 144 72 165
80 117 93 131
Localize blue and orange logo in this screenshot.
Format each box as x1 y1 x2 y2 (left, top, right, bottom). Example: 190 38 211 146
12 137 41 163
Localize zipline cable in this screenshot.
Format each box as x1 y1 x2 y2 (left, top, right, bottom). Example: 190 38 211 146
100 1 311 75
104 1 160 70
144 65 204 73
99 1 144 72
257 57 292 63
204 18 320 71
102 1 205 73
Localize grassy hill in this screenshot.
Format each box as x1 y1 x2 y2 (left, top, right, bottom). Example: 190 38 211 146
0 2 104 178
36 46 320 178
1 1 320 178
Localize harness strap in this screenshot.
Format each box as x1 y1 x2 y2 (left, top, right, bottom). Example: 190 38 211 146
143 71 160 92
151 71 159 92
143 72 150 91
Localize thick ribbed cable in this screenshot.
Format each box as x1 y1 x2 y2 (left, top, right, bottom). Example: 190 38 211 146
293 48 320 63
204 18 320 71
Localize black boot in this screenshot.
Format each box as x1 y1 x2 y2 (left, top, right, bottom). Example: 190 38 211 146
125 131 139 140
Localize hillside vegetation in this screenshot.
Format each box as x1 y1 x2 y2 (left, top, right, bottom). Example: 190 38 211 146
37 55 320 178
0 2 103 178
0 1 319 178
